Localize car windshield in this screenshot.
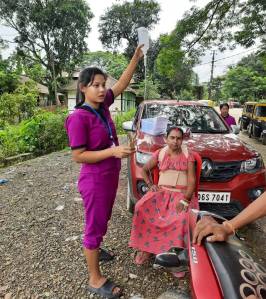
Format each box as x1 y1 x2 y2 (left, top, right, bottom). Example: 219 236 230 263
141 104 229 133
256 106 266 117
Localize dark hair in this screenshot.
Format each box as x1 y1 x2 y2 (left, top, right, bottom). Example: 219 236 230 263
166 126 184 137
220 103 229 110
76 67 107 107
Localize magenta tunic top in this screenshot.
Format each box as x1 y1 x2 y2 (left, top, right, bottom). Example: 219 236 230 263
65 89 121 249
222 114 236 127
65 89 121 174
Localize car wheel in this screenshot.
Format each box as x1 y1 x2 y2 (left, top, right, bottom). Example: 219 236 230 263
126 180 135 213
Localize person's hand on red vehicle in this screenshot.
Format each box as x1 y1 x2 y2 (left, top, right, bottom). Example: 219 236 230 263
193 216 232 245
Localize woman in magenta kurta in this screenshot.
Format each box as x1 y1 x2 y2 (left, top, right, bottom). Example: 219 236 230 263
129 127 199 271
220 103 236 128
65 46 143 299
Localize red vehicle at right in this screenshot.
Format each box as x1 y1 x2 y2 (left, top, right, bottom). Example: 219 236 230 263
154 209 266 299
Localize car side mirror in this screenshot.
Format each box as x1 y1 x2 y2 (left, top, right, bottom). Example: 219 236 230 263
231 125 240 134
122 120 135 132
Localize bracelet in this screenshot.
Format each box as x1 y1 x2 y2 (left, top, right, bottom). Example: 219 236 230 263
180 199 189 207
222 221 235 235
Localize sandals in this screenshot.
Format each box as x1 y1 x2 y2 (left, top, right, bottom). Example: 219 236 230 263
99 247 115 262
134 251 152 265
88 279 122 299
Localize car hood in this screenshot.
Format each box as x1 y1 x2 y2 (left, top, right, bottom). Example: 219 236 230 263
137 132 258 161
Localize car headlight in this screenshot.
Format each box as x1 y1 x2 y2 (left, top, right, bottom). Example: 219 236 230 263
136 151 152 165
240 156 264 173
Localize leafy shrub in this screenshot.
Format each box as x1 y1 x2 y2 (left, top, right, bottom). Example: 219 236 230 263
20 110 68 155
0 110 68 164
0 126 28 163
0 80 38 128
114 109 136 135
0 107 136 166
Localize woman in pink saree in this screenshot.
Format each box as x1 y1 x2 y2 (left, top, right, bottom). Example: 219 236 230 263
129 127 199 268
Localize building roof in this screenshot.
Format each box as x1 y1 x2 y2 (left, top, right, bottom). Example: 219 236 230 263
20 75 49 95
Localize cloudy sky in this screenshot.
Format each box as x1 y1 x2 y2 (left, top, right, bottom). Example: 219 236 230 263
0 0 259 82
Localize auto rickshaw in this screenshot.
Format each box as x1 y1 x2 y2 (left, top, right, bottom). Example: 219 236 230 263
239 101 256 131
247 102 266 144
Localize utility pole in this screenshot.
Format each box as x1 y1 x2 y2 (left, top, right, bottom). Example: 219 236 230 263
208 50 215 100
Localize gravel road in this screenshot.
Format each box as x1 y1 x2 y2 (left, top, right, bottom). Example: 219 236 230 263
1 112 266 298
0 150 189 299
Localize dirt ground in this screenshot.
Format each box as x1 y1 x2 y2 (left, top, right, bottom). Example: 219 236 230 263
0 150 189 299
1 108 266 299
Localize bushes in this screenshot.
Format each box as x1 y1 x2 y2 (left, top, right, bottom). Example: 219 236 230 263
0 81 38 128
114 109 136 135
0 110 68 164
0 107 135 166
21 110 68 155
0 126 28 163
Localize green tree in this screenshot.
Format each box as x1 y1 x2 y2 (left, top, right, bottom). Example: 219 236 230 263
0 80 38 127
14 54 47 84
155 34 195 98
237 53 266 77
0 56 19 94
211 76 225 102
178 89 194 101
16 81 38 120
174 0 266 53
98 0 160 60
222 66 266 101
135 76 161 99
80 51 128 79
0 38 6 52
0 0 93 104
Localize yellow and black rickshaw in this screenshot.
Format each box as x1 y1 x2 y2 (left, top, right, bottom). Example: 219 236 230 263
247 102 266 144
239 101 256 130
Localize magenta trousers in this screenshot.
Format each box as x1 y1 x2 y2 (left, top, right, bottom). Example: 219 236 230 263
78 170 119 249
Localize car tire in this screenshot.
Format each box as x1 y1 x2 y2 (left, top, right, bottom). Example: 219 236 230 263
126 180 135 213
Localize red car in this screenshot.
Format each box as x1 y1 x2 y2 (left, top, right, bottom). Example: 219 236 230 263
123 100 266 218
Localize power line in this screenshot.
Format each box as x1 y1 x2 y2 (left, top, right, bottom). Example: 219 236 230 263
194 46 260 67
